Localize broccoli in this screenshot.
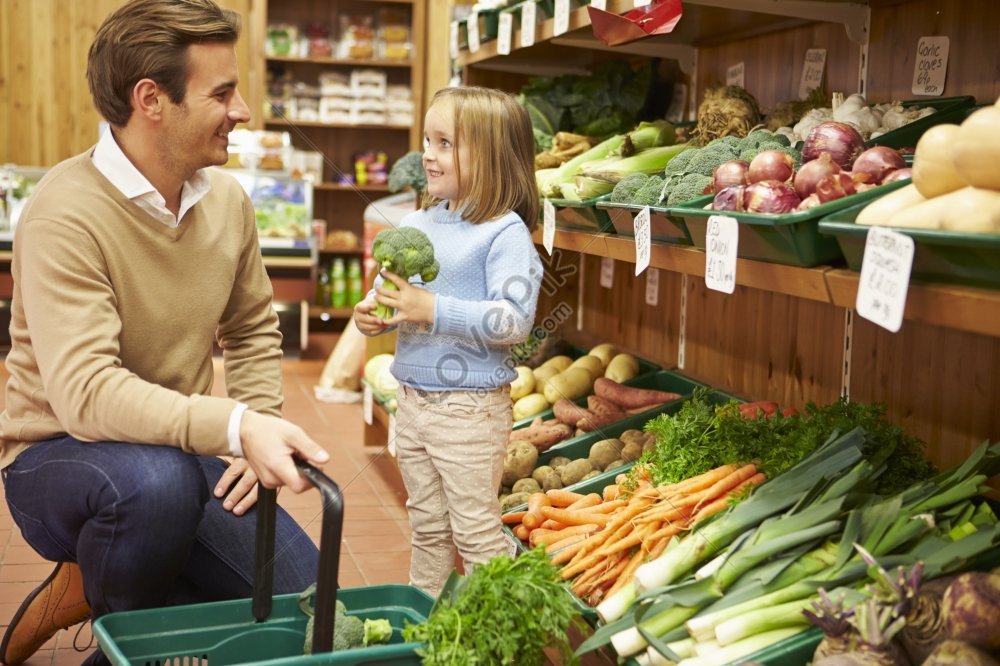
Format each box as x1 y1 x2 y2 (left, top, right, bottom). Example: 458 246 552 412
768 132 792 147
387 151 427 200
336 599 347 617
333 614 365 651
666 173 713 207
663 147 697 176
371 226 439 320
739 130 775 152
363 618 393 646
707 135 743 152
610 172 649 204
686 144 740 177
631 175 666 207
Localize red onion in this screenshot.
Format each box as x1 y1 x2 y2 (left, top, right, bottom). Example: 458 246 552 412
712 185 746 211
712 160 750 194
852 146 907 185
793 153 841 199
815 172 857 203
881 167 913 184
748 150 795 184
802 121 865 170
744 180 801 214
795 194 822 211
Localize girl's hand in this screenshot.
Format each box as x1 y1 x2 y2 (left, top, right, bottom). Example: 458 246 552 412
215 457 259 516
378 270 436 326
354 297 391 335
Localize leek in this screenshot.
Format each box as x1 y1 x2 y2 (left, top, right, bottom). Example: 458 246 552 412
675 627 806 666
582 144 690 184
713 596 814 646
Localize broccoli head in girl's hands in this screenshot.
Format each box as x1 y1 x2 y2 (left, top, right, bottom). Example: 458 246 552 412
372 226 439 320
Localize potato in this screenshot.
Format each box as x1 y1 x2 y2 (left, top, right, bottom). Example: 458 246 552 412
588 438 624 472
589 343 618 368
604 458 626 472
605 353 641 383
533 466 563 491
619 429 646 447
569 354 604 380
549 456 571 469
510 366 536 401
500 492 531 512
540 355 573 372
580 470 602 482
621 441 643 462
502 441 538 486
532 365 561 394
558 459 594 486
531 465 555 484
543 367 594 404
511 477 541 495
513 392 549 421
642 439 656 456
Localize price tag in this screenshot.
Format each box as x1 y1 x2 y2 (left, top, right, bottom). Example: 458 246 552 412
726 62 745 88
645 268 660 306
912 36 949 96
450 21 459 59
467 13 480 53
704 215 739 294
543 199 556 255
634 0 652 6
387 414 397 456
520 1 537 47
497 12 513 55
554 0 570 36
591 0 607 9
634 206 651 276
363 385 374 425
600 257 614 289
798 48 827 100
503 529 521 557
856 226 914 333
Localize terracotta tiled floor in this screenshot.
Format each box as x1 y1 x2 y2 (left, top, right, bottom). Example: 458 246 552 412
0 358 412 664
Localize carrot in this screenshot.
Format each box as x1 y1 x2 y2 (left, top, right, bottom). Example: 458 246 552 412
633 495 699 524
513 524 530 541
642 521 687 549
692 463 758 512
603 484 621 502
598 521 660 556
522 492 552 529
540 506 611 527
645 535 670 561
565 493 602 511
671 463 742 495
545 531 595 555
575 552 627 598
546 488 586 507
551 536 593 565
528 528 559 549
691 472 766 523
501 510 527 525
606 548 647 597
533 523 600 548
586 499 627 514
539 519 566 531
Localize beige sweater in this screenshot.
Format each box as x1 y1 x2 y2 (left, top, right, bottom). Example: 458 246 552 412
0 151 283 469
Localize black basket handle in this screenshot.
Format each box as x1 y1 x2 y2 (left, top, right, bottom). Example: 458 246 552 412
252 458 343 654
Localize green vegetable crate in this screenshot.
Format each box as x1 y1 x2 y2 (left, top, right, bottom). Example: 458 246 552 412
596 201 694 245
93 460 434 666
669 179 911 267
818 199 1000 289
866 95 977 151
545 194 617 233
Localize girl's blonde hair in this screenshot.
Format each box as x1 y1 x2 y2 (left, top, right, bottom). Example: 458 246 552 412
423 86 539 229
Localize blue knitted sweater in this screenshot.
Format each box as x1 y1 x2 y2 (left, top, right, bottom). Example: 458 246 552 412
385 203 542 391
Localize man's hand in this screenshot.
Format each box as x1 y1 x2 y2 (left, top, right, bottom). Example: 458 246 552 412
239 410 330 493
378 270 436 326
354 296 391 335
214 457 260 516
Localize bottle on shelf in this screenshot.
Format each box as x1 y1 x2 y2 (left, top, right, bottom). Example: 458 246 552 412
330 257 347 308
347 257 364 306
315 262 332 306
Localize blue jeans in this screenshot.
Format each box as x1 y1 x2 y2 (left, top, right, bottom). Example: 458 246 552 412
1 437 319 618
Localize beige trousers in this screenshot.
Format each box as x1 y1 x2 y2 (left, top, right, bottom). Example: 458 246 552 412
393 383 513 598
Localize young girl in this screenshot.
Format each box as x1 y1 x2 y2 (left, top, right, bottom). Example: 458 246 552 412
354 86 542 597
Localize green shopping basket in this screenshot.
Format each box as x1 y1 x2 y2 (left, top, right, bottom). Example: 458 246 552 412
92 459 433 665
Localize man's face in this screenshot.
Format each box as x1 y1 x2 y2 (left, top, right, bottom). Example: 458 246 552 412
159 42 250 179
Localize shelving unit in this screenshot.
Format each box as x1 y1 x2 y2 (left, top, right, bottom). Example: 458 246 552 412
455 0 1000 477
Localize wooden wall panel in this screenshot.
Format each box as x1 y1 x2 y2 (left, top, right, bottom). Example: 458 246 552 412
849 317 1000 472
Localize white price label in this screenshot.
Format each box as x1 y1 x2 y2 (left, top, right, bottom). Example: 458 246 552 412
912 36 949 96
799 48 827 100
591 0 607 9
634 0 652 6
856 226 914 333
726 62 745 88
600 257 614 289
387 414 397 457
704 215 739 294
503 529 521 557
521 1 537 47
450 21 459 59
645 268 660 306
467 13 481 53
497 12 513 55
554 0 571 36
634 206 651 276
543 199 556 255
363 385 374 425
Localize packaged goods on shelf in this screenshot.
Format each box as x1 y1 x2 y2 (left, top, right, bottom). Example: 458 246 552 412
350 69 387 98
264 23 298 57
377 8 411 43
224 129 291 172
302 21 333 58
317 71 350 97
337 14 376 60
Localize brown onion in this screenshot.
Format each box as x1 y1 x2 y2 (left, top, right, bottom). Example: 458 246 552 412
795 194 822 211
815 172 857 203
793 153 841 199
852 146 907 184
882 167 913 184
802 121 865 170
748 150 795 184
744 180 800 214
712 160 750 194
712 185 746 211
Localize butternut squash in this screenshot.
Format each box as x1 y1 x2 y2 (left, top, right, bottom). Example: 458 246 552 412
953 106 1000 191
887 186 1000 233
911 124 966 198
856 184 928 227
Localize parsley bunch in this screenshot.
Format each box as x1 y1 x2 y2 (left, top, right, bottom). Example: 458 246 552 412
402 548 581 665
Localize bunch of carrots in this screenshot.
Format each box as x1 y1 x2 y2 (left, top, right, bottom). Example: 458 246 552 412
503 462 766 607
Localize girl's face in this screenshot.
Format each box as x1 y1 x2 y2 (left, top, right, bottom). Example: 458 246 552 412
422 99 468 203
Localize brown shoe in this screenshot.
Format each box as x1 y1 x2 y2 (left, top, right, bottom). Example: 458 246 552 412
0 561 91 665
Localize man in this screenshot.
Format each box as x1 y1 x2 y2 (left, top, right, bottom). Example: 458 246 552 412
0 1 329 663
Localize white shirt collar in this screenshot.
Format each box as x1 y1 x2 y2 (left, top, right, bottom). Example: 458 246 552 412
91 127 211 227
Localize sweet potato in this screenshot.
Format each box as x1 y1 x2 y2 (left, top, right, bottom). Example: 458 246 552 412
514 422 573 452
552 398 592 426
594 377 682 410
577 409 626 433
587 395 626 417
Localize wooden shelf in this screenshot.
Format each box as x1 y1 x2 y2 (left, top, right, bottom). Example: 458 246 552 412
317 248 363 257
308 305 354 321
263 118 411 131
266 55 412 68
314 182 390 192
